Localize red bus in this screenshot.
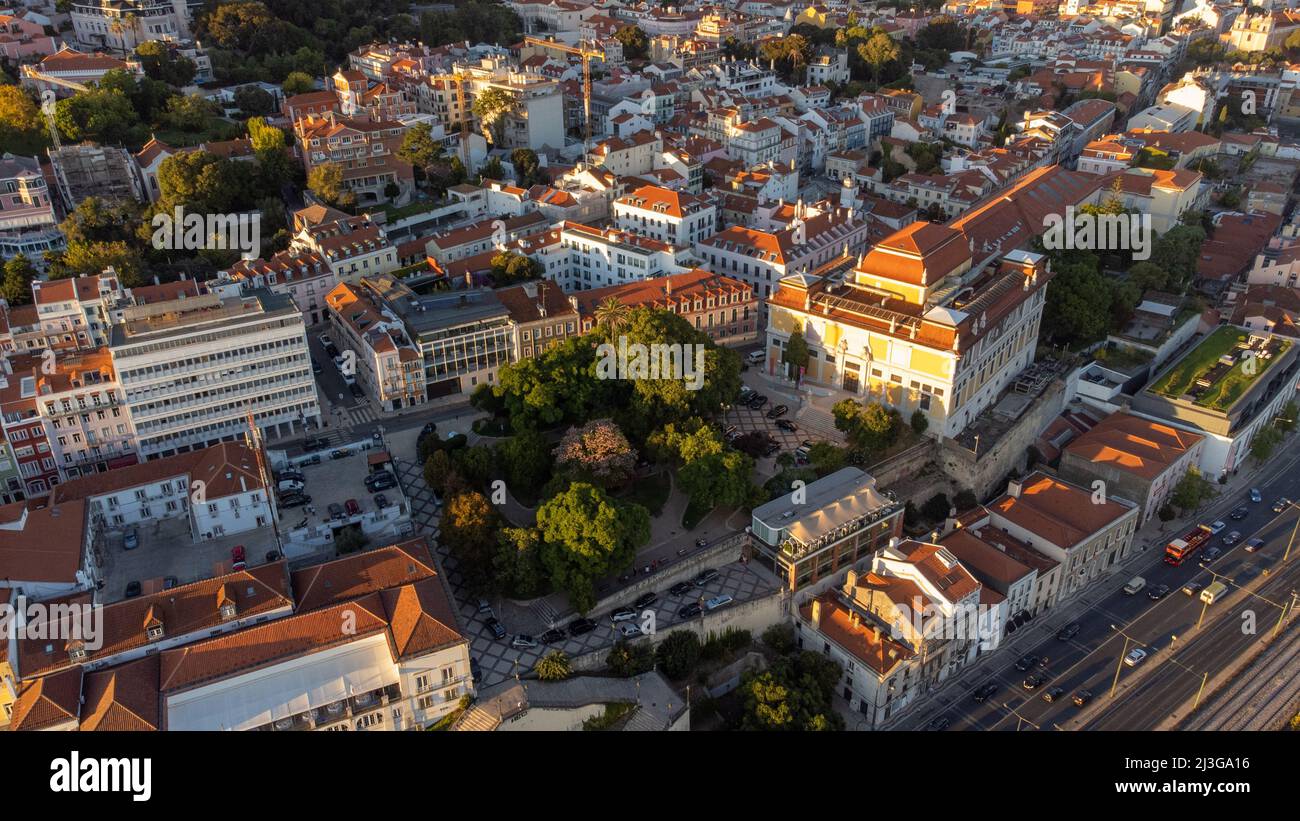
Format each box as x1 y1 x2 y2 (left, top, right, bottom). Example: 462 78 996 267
1164 524 1212 565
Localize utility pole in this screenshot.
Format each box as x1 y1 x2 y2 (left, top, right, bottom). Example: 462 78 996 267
1168 635 1209 711
1109 624 1138 699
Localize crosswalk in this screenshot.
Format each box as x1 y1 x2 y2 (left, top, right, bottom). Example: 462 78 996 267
343 404 379 427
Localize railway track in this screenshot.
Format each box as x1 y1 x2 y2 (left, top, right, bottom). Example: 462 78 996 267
1181 619 1300 730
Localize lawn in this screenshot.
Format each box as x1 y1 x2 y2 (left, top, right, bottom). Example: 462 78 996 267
380 197 450 222
620 471 670 516
154 116 244 148
682 496 713 530
1149 327 1289 411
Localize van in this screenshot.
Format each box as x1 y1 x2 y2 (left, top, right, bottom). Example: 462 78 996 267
1200 581 1227 605
277 478 305 493
1122 576 1146 595
746 350 765 365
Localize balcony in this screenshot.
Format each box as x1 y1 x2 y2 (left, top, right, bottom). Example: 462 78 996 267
259 683 403 731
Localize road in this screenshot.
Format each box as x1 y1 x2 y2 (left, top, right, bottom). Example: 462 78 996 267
899 440 1300 732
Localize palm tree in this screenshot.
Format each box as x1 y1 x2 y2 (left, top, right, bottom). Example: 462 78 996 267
594 297 630 334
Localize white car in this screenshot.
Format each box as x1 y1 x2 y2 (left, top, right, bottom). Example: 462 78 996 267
511 634 538 649
1208 521 1226 535
1123 647 1148 668
705 595 734 611
617 622 642 638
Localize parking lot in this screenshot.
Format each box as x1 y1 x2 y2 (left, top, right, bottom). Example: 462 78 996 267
721 384 838 471
99 515 281 603
276 448 407 540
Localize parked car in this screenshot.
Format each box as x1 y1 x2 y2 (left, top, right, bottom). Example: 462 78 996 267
762 441 781 457
1015 654 1039 671
1056 623 1080 641
972 683 999 703
231 545 246 570
705 595 733 610
327 502 345 519
279 493 311 509
349 383 364 398
1273 497 1292 513
1073 689 1093 707
511 634 538 649
365 471 396 491
1200 546 1223 566
374 493 390 510
277 478 305 493
1042 687 1066 703
766 404 789 419
276 469 305 483
477 598 492 615
610 607 638 622
775 419 798 432
344 498 361 516
1230 506 1249 521
539 628 566 644
123 529 139 550
748 395 768 410
304 437 330 451
318 333 333 348
1250 488 1262 503
695 538 708 547
1245 537 1265 553
125 581 142 598
1124 647 1148 668
567 617 598 636
329 448 350 460
470 658 481 680
1182 582 1203 596
694 568 719 586
1147 584 1171 600
677 603 703 619
633 592 658 609
485 617 507 640
1222 531 1242 546
669 582 693 596
312 359 322 375
1208 520 1226 534
617 622 642 638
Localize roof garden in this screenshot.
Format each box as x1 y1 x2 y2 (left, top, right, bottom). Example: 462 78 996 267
1148 326 1291 412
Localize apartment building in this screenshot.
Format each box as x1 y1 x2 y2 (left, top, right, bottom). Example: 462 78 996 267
1059 411 1205 525
69 0 198 54
983 471 1139 604
496 280 580 361
333 68 416 122
26 347 138 480
0 154 64 267
325 281 427 411
555 221 690 292
20 46 141 98
570 269 759 347
290 215 399 283
1108 167 1206 234
293 112 415 207
612 184 717 248
108 290 321 458
425 212 551 266
727 118 783 168
221 250 338 326
0 363 62 495
0 13 58 60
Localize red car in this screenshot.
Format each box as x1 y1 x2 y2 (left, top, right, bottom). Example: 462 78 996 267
345 499 361 516
231 545 247 570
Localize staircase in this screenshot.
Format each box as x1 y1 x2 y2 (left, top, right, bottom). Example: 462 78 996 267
450 704 500 731
795 403 843 442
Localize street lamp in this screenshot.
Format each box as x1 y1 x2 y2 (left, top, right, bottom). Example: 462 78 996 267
1109 623 1138 699
1168 634 1209 711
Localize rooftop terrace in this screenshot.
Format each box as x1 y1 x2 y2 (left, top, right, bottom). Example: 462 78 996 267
1148 326 1290 412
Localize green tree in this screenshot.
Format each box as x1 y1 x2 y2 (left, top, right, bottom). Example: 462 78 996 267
441 491 500 593
1251 424 1283 463
593 296 631 333
496 429 551 492
494 526 547 598
910 409 929 436
55 88 141 144
307 162 345 206
606 640 654 677
740 651 844 731
858 33 900 84
655 631 701 679
398 122 446 176
534 650 572 681
782 331 810 379
135 41 197 87
536 483 649 613
472 86 516 145
234 84 275 115
614 24 649 60
1 254 39 305
0 85 48 154
281 71 315 95
1169 467 1216 513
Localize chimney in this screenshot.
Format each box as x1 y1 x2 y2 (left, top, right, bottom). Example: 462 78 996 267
1007 477 1023 498
665 277 673 295
845 569 858 591
811 599 822 627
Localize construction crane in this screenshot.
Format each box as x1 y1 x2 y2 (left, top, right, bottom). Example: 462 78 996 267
523 36 606 158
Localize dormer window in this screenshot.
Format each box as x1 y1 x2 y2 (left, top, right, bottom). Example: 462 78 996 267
220 602 237 620
68 642 86 662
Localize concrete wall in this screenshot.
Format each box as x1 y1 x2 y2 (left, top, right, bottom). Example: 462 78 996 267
865 441 934 489
587 532 748 616
939 380 1068 501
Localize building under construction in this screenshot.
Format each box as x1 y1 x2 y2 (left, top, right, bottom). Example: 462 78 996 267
48 143 143 211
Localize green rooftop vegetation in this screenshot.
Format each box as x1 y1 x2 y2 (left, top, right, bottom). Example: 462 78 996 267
1149 326 1290 411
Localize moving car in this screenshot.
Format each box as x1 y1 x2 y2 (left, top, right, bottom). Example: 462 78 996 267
485 617 507 640
511 634 538 649
1208 520 1226 534
1147 584 1171 600
1250 488 1262 503
1022 674 1045 691
1056 623 1080 641
1222 531 1242 546
705 595 733 610
1042 687 1066 703
1199 547 1223 567
1073 690 1093 707
1015 654 1039 671
1122 576 1146 595
927 716 950 731
1274 497 1291 513
1182 582 1203 596
1229 506 1249 521
231 545 246 571
775 419 798 432
972 683 999 703
1123 647 1148 667
746 350 765 365
1245 537 1265 553
677 603 703 619
1200 581 1228 605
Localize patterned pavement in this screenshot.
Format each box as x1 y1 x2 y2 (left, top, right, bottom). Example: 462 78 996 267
394 456 778 689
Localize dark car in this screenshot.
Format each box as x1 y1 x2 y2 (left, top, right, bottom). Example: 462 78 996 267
1056 623 1081 641
775 419 798 432
485 617 507 640
312 359 322 375
1182 581 1203 596
1200 547 1223 566
1015 654 1039 672
327 502 345 519
927 716 951 731
1245 537 1265 553
1147 583 1171 600
694 568 719 586
972 683 999 703
567 617 598 636
1022 674 1045 691
763 441 782 457
669 581 693 596
1230 505 1250 520
329 448 351 460
539 628 566 644
1273 497 1291 513
1042 686 1066 703
276 469 305 483
374 493 390 510
695 538 708 548
677 602 703 619
349 383 364 398
470 658 482 680
766 404 789 419
303 436 331 451
125 581 142 598
1222 531 1242 546
366 471 396 491
279 493 311 508
633 592 658 609
1073 689 1093 707
163 576 179 590
748 395 768 410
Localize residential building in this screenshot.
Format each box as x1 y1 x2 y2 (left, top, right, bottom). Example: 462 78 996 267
293 113 415 207
0 154 64 267
570 269 759 347
220 251 338 326
496 280 580 361
612 184 717 248
324 281 427 411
